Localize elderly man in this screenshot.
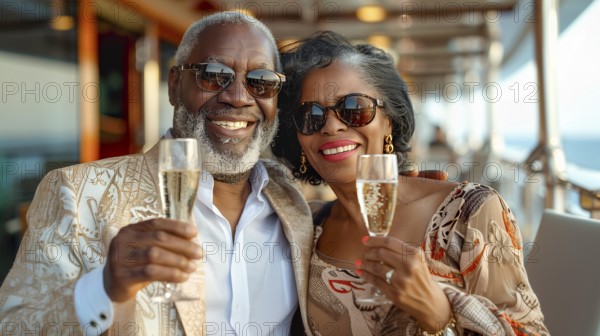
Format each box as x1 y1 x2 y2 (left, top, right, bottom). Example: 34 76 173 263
0 12 313 335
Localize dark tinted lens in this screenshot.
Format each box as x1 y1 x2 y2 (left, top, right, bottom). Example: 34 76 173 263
294 103 326 135
245 69 282 98
339 95 376 126
198 64 234 91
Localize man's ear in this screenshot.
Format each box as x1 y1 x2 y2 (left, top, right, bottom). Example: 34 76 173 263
167 66 179 106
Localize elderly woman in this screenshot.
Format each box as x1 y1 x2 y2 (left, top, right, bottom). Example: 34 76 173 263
272 31 548 335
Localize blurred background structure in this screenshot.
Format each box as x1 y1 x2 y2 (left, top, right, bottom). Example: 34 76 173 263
1 0 599 288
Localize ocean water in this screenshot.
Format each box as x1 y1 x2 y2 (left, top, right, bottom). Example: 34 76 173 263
558 137 600 171
503 136 600 195
505 137 600 171
500 136 599 239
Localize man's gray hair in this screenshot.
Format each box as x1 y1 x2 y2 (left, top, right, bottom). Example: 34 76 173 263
174 11 282 72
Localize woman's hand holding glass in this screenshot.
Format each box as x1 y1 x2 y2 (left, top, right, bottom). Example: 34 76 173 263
358 235 452 328
355 154 453 327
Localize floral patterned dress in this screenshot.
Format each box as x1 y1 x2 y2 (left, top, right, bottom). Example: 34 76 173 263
307 182 549 335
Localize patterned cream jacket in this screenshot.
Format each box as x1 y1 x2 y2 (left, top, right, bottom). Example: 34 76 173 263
0 144 314 335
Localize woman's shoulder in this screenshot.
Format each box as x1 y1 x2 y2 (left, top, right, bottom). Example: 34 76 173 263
411 179 506 220
401 176 459 203
453 181 505 209
425 181 513 246
416 178 499 201
435 181 510 226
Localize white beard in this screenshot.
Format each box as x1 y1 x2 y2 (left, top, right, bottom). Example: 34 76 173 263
172 104 278 180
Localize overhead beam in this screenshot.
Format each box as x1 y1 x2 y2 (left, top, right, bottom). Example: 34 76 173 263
268 21 487 40
253 0 518 22
115 0 197 37
397 48 486 59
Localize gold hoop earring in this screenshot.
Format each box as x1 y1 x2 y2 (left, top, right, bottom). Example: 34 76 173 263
384 134 394 154
300 150 308 174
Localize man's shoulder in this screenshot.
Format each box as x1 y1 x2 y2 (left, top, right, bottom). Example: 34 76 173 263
42 153 149 185
57 153 146 172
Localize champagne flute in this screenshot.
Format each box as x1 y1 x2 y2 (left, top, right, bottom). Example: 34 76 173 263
151 138 201 302
356 154 398 305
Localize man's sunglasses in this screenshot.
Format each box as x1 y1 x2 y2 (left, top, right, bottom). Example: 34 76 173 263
178 63 286 99
293 93 384 135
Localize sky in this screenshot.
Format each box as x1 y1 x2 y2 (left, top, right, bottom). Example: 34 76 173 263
498 0 600 139
420 0 600 145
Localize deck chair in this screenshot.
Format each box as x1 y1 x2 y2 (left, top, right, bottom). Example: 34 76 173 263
526 209 600 335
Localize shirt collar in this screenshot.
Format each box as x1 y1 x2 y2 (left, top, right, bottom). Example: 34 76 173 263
248 161 270 200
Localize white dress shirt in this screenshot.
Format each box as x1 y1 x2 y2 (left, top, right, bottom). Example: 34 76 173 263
74 159 298 335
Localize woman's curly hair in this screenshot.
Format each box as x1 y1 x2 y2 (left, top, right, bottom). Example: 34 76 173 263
271 31 415 185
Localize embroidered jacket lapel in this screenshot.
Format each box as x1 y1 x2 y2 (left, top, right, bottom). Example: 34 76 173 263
263 172 314 334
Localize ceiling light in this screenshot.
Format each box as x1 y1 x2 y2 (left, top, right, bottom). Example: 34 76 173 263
368 35 391 50
232 8 255 17
50 15 74 31
356 6 386 23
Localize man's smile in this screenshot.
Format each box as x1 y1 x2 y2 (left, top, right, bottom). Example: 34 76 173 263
210 120 249 130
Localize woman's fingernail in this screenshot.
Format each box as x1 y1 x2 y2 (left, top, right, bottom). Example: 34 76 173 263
361 236 370 244
354 259 362 267
355 269 363 276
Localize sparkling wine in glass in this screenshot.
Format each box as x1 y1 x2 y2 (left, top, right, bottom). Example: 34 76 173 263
152 138 201 302
356 154 398 305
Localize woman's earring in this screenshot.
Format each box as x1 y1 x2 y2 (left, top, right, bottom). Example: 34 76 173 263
300 150 308 174
384 134 394 154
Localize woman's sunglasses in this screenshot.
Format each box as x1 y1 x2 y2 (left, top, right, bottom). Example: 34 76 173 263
293 93 384 135
178 63 286 99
